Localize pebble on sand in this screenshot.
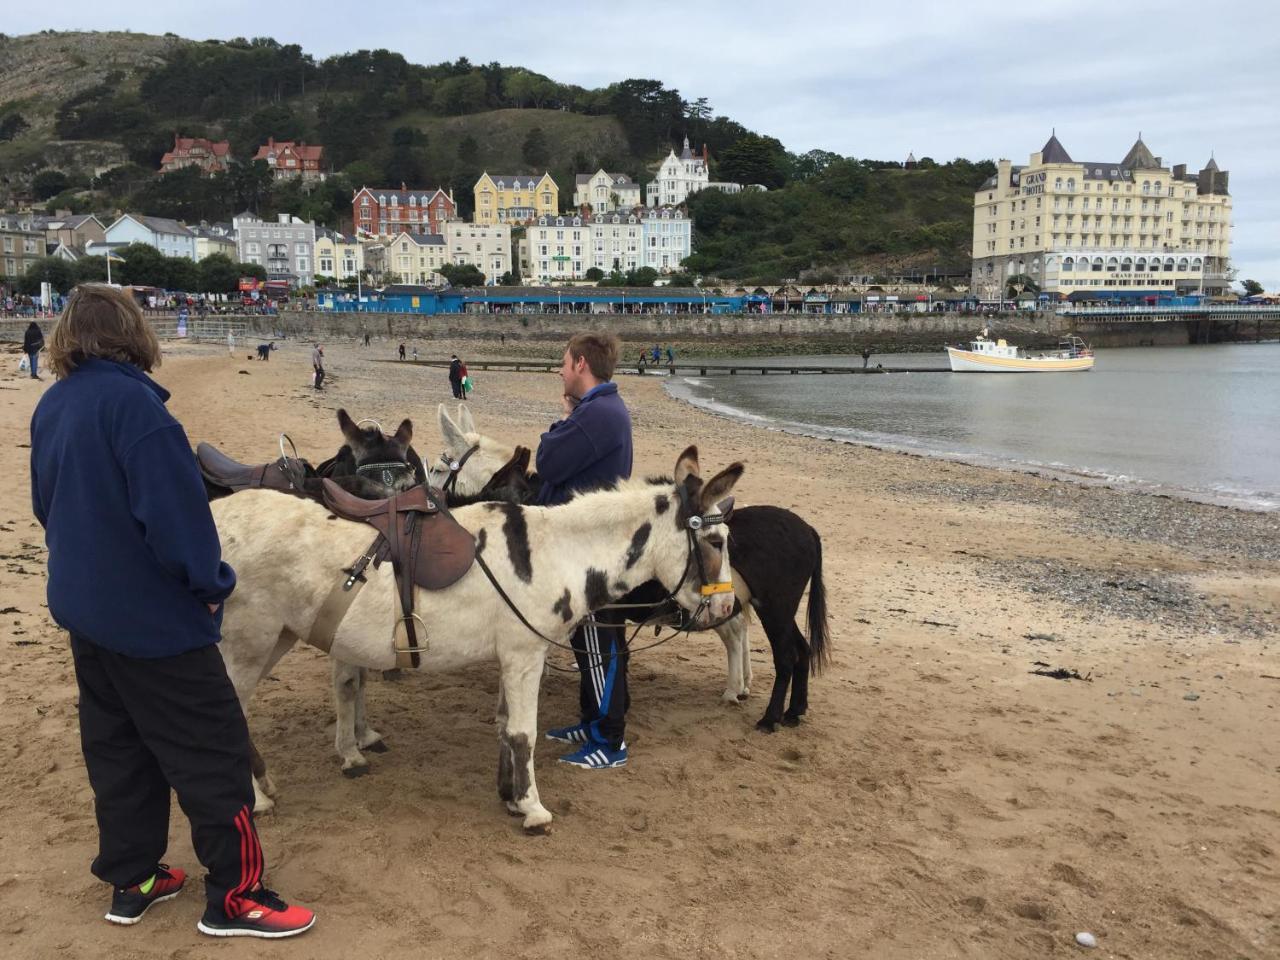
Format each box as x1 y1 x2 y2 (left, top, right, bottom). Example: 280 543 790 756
1075 931 1098 949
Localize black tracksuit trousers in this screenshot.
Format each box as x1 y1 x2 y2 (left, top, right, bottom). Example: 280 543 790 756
70 635 264 914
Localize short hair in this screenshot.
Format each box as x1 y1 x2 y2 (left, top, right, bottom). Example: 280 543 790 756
566 332 620 381
47 285 161 379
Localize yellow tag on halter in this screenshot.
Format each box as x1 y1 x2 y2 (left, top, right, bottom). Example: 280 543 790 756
700 582 734 596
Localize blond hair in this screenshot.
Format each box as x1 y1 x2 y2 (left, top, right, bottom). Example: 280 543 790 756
566 331 620 381
48 284 162 379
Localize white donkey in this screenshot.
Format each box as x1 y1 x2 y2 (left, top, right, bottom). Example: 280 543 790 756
433 404 756 703
212 446 742 831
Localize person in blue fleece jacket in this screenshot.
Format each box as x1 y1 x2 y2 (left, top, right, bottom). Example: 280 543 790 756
30 285 314 939
537 332 636 770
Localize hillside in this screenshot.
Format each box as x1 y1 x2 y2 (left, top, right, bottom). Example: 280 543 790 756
395 107 637 185
0 30 992 282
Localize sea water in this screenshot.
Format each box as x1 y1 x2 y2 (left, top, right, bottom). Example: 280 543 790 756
665 342 1280 511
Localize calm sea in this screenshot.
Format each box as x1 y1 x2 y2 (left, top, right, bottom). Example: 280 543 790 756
665 342 1280 511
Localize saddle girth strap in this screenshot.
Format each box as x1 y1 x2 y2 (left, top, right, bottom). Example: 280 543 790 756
305 534 387 654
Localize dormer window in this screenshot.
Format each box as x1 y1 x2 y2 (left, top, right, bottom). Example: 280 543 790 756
360 196 370 207
408 196 416 206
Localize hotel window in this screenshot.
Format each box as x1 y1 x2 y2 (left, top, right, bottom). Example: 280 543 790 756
1067 178 1075 192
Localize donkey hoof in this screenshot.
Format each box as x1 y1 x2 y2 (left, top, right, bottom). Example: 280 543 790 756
737 692 750 701
782 714 803 727
755 719 780 733
364 739 389 753
341 763 369 779
721 690 742 704
522 820 553 836
505 801 523 817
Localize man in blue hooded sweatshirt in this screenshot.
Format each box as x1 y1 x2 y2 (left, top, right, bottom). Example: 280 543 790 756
30 285 314 939
537 332 634 768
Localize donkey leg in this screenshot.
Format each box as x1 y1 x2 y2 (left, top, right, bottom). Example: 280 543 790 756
716 615 749 703
495 685 517 810
756 614 794 732
498 657 553 832
783 622 811 726
220 628 294 812
354 669 386 753
333 660 371 777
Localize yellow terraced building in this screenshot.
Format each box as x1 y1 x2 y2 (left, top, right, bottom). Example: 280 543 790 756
473 172 559 225
971 134 1232 302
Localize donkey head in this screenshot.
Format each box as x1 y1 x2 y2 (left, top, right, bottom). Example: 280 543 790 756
435 403 521 494
670 445 744 625
335 409 422 493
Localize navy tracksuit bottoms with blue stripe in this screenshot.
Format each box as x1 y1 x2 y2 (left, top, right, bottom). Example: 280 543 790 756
571 608 629 749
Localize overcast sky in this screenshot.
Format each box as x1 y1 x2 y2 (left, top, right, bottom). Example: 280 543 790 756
11 1 1278 288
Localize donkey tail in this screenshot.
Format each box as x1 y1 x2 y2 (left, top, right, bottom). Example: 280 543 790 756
806 531 831 676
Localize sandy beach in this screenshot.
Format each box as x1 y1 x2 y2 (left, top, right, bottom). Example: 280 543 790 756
1 336 1277 959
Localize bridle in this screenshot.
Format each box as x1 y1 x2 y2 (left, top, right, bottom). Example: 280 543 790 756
436 442 481 494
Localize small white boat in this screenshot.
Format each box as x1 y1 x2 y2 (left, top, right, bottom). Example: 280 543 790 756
947 335 1094 373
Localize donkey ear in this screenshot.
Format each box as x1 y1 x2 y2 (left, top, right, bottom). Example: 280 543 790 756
393 418 413 444
337 409 359 441
699 462 744 511
439 405 468 452
457 404 476 434
512 445 531 474
673 445 700 484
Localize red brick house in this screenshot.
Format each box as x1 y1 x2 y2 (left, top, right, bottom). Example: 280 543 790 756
159 135 232 176
253 138 326 181
352 185 456 238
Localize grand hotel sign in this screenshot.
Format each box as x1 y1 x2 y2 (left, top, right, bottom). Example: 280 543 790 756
1021 171 1047 196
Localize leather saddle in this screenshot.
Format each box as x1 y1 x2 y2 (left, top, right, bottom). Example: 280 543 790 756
320 480 476 592
197 442 309 496
314 479 476 669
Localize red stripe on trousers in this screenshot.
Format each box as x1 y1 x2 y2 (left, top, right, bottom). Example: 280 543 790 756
225 807 252 918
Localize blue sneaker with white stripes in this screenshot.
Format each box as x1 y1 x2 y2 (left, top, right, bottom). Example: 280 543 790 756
559 741 628 769
545 722 591 744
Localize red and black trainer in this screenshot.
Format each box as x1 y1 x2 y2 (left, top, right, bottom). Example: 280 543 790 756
104 865 186 925
197 887 315 939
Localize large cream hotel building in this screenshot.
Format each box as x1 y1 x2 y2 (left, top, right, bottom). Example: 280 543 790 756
971 134 1232 302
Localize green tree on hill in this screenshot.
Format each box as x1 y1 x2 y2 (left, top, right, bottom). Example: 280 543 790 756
522 126 549 167
1241 279 1264 297
33 169 71 200
716 134 789 189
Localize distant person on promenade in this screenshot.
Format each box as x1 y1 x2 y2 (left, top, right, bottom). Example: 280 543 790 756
23 320 44 380
448 354 464 399
861 347 873 369
312 343 325 390
665 345 675 365
398 342 406 361
412 346 419 362
29 284 315 938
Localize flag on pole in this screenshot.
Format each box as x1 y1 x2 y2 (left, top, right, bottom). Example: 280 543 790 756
106 252 126 263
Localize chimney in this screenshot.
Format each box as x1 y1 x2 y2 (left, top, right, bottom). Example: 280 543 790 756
401 182 407 192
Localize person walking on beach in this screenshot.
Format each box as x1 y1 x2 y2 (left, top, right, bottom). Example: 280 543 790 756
448 354 464 399
29 284 315 939
538 332 634 769
412 346 419 362
312 343 325 390
398 342 406 361
861 347 873 370
23 320 44 379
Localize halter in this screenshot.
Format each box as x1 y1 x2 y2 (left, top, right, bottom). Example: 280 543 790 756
436 443 481 494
